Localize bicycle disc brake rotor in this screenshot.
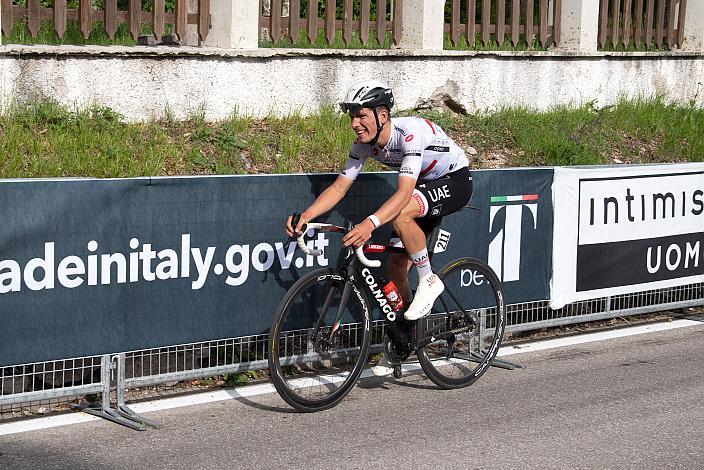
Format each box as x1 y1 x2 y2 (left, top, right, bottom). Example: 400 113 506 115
444 309 478 335
450 312 470 331
314 327 340 358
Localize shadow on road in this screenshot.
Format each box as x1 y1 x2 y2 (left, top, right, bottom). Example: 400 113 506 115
356 367 437 391
678 313 704 322
223 388 295 414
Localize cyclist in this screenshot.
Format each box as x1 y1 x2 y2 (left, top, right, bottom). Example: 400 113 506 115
286 79 473 374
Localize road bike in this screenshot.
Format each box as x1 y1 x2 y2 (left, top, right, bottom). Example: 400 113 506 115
268 217 506 412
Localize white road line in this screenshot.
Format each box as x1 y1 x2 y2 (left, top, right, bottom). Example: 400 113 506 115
0 412 98 435
497 318 701 356
1 318 699 436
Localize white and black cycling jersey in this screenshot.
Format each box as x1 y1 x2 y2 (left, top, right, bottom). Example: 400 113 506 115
340 116 470 181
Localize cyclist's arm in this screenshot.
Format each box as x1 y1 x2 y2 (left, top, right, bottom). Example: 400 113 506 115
302 174 354 222
342 174 416 247
367 127 425 227
369 174 416 225
342 131 425 247
287 175 354 236
288 147 368 236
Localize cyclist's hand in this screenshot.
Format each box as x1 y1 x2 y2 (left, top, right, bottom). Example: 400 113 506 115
342 219 374 248
286 213 309 238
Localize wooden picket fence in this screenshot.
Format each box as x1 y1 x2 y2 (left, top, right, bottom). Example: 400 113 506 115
446 0 562 48
0 0 211 42
262 0 562 49
2 0 691 50
598 0 687 49
260 0 402 46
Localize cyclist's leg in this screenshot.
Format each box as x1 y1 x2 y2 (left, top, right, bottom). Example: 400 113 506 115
389 210 445 321
400 168 474 319
386 213 442 298
374 208 423 376
391 198 426 254
376 213 442 376
386 252 412 302
386 197 423 303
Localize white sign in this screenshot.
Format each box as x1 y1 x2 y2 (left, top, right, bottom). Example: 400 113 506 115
550 163 704 309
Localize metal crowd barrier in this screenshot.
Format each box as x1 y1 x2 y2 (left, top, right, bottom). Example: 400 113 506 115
2 282 702 428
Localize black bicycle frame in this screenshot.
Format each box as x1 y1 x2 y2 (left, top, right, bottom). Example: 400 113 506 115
310 250 358 347
306 225 478 356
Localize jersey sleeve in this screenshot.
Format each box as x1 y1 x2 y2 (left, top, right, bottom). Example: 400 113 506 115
398 120 431 180
339 142 368 181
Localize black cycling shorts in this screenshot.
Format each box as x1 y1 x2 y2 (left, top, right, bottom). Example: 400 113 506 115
390 166 473 244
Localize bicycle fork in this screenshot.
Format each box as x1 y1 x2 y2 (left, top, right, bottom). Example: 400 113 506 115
311 275 354 355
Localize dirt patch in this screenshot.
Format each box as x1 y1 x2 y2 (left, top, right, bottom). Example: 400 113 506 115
503 308 701 345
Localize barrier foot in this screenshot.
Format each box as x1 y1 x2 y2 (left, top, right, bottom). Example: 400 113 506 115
117 405 161 429
467 351 524 370
489 357 524 370
71 401 146 431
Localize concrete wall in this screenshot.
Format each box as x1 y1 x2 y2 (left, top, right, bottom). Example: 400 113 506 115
1 45 702 122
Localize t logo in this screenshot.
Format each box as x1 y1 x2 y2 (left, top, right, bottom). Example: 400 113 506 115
488 195 538 282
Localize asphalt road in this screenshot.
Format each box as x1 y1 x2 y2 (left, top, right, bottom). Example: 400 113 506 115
2 322 703 469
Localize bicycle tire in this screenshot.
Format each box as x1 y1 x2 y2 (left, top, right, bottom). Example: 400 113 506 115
268 268 372 412
417 257 506 389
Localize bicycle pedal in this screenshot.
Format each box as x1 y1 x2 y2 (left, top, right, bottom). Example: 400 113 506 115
393 364 402 379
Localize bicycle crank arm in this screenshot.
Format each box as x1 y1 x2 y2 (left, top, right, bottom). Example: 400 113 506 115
422 321 475 339
416 326 473 350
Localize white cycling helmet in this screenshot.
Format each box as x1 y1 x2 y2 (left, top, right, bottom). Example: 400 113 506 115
340 80 394 145
339 79 394 113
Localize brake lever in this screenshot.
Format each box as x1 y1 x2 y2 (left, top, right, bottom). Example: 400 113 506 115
284 238 296 252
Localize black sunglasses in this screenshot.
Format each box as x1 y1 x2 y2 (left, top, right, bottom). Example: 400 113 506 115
339 103 363 114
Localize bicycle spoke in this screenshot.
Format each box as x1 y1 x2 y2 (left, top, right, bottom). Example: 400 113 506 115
269 269 371 411
417 258 505 389
312 283 339 344
438 289 478 327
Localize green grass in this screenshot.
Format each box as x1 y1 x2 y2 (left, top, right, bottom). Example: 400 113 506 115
5 18 673 53
3 20 173 46
260 28 393 49
223 28 549 51
443 33 551 51
0 101 171 177
0 97 701 179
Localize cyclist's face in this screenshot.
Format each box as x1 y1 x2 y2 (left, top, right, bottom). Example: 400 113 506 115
349 108 378 144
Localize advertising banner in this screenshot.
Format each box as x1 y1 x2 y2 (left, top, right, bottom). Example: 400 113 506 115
0 169 553 366
551 163 704 308
430 168 554 305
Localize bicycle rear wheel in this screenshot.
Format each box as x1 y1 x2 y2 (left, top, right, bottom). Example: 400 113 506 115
417 258 506 389
268 268 372 412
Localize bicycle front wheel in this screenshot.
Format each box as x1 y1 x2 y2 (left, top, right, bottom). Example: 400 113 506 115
417 258 506 389
268 268 372 412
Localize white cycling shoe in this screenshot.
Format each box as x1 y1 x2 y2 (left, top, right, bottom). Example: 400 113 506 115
404 273 444 321
371 356 395 377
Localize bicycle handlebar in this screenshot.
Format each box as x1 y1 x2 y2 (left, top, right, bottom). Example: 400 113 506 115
296 222 381 268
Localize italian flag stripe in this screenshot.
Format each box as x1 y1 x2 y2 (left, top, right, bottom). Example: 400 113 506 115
491 194 539 202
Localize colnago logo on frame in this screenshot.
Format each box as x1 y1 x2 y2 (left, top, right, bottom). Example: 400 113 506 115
576 171 704 291
488 194 539 282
